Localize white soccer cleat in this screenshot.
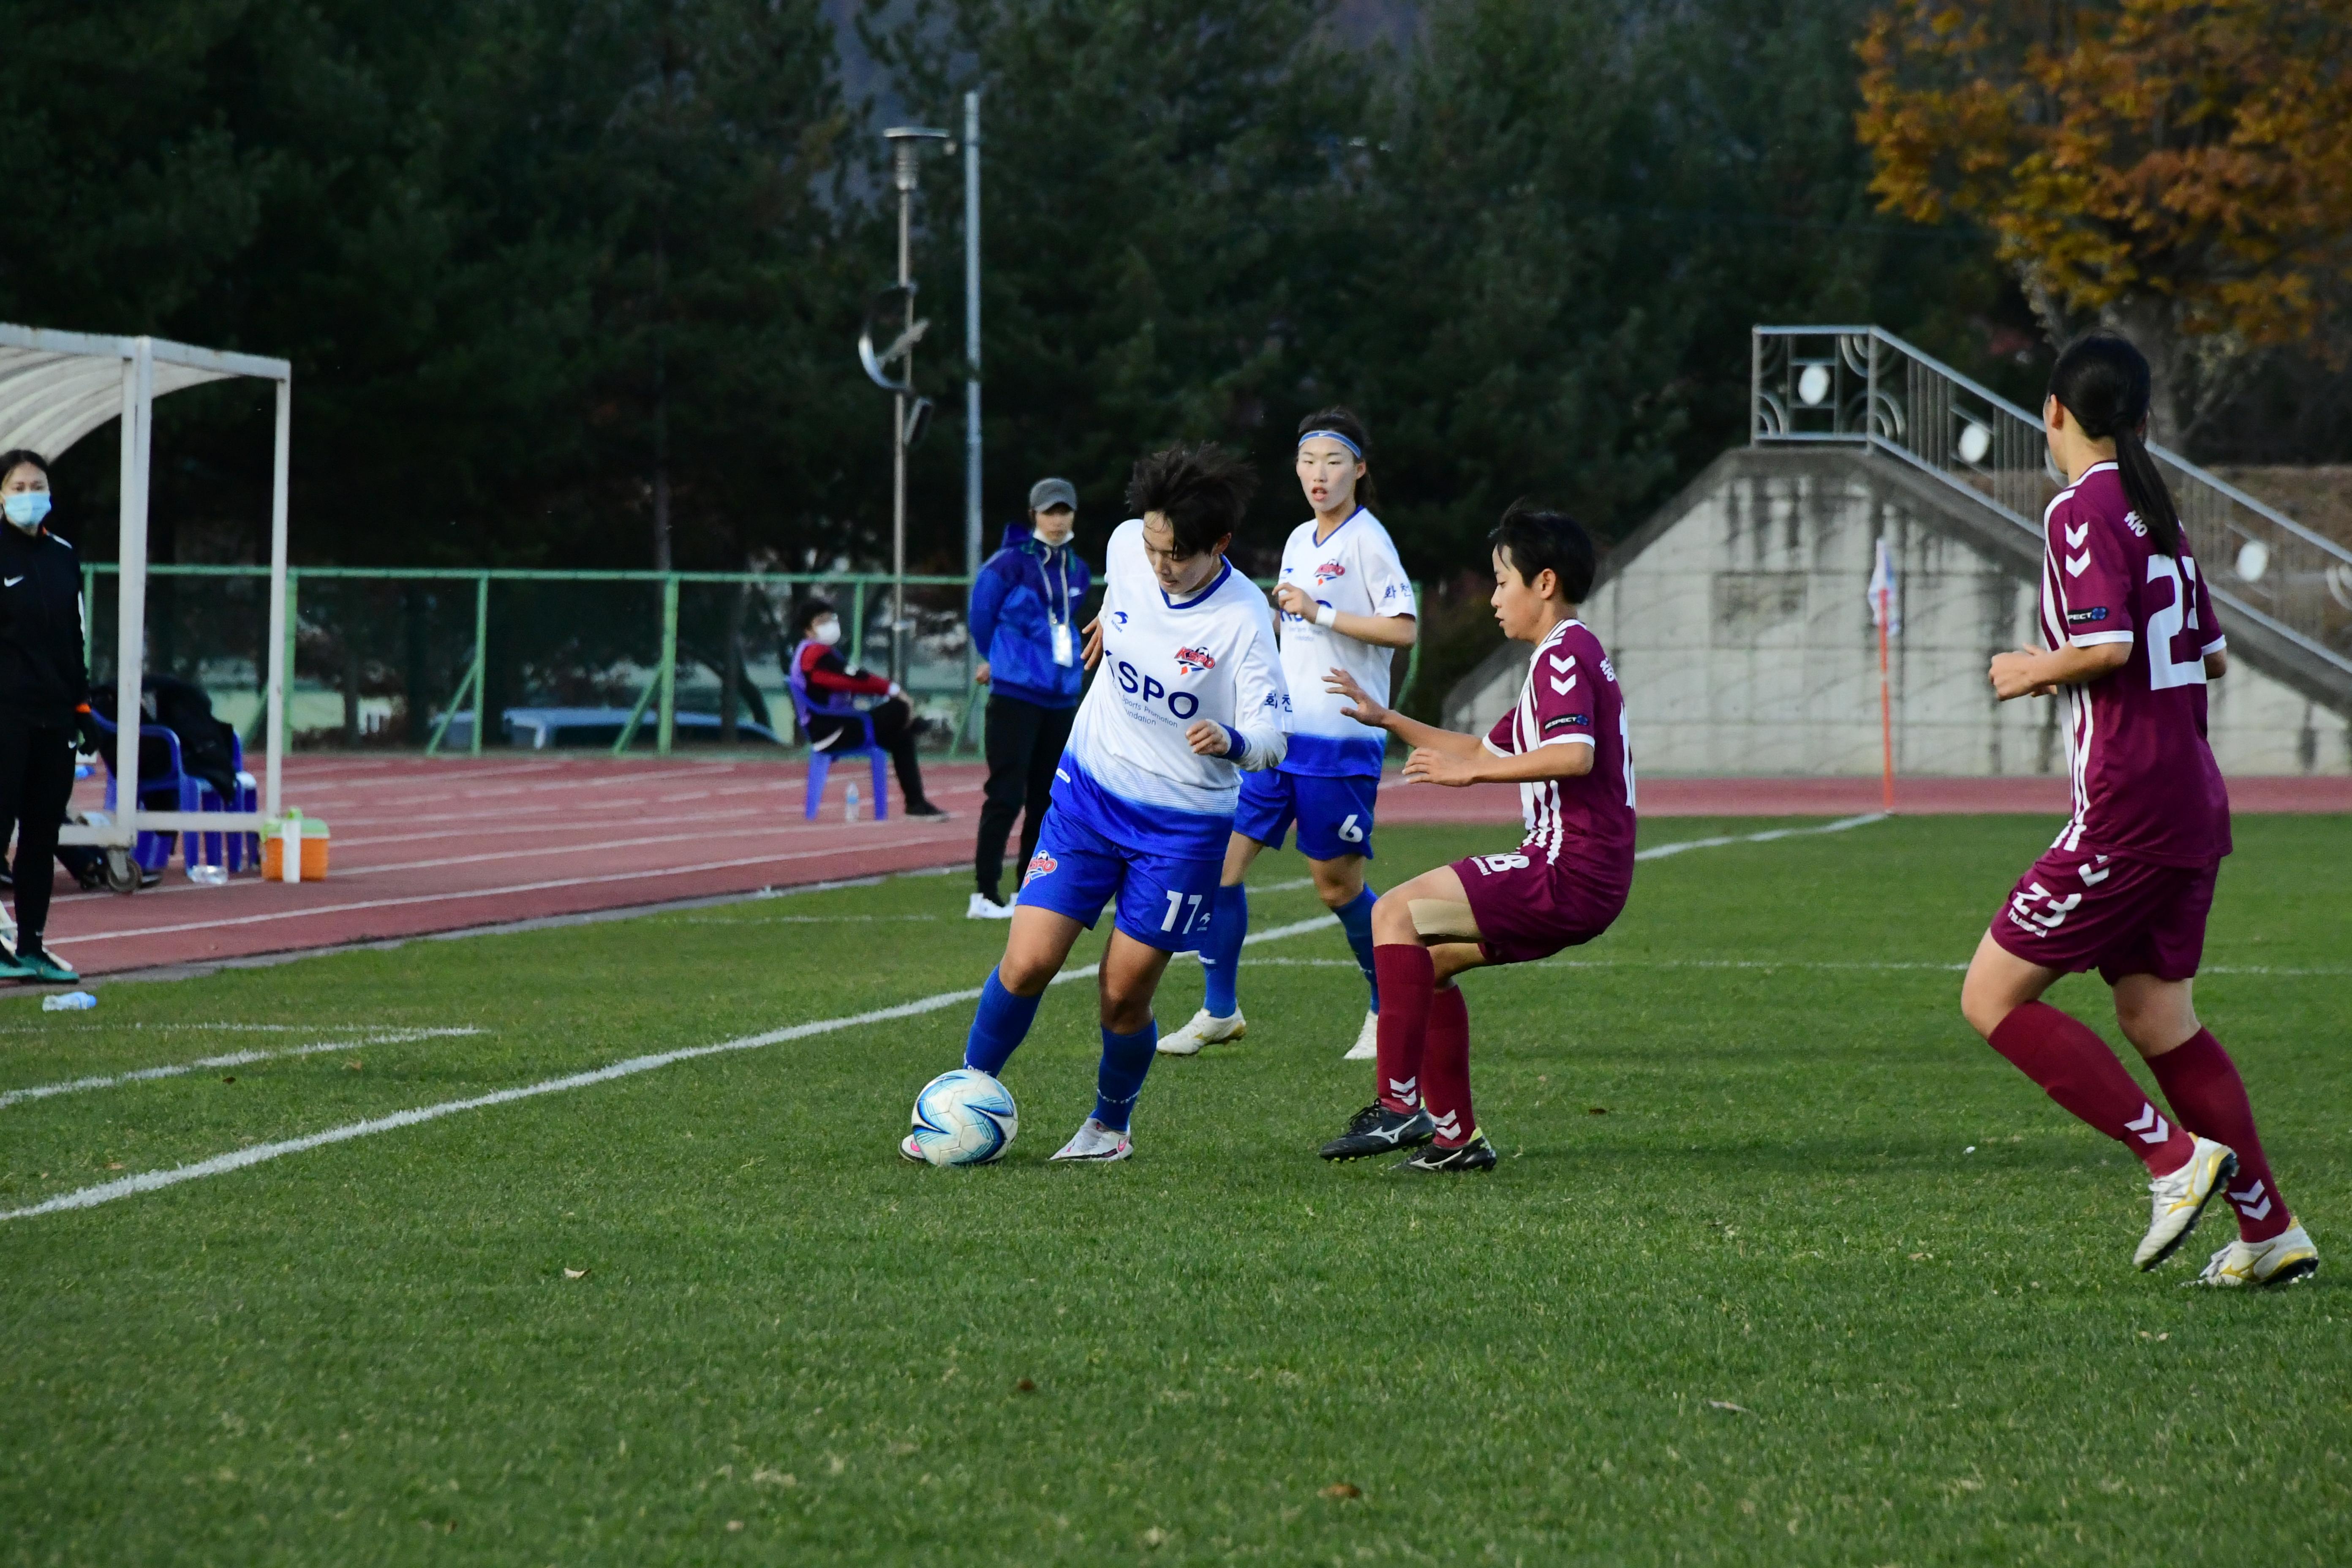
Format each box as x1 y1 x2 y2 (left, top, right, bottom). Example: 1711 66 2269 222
1343 1010 1378 1061
2135 1136 2237 1271
1156 1007 1245 1056
966 891 1015 920
1049 1116 1133 1162
2191 1223 2319 1288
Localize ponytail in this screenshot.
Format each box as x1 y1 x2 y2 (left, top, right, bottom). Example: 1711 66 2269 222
2110 426 2181 558
2048 335 2182 557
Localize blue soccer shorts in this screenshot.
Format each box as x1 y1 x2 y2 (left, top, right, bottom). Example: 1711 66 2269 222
1016 804 1225 953
1232 768 1378 862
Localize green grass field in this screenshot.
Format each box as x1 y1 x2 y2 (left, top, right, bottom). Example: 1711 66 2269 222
3 815 2347 1566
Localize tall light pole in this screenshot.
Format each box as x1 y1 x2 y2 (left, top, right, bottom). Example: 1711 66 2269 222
963 92 983 580
884 125 947 684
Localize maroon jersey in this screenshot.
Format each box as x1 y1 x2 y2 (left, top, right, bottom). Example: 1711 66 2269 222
2039 462 2230 866
1481 618 1636 890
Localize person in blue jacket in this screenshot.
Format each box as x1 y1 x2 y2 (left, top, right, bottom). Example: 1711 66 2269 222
966 476 1092 918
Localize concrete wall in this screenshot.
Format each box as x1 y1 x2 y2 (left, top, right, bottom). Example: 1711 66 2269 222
1446 449 2351 776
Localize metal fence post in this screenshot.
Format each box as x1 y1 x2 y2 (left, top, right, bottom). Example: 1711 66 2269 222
656 574 679 757
471 572 489 757
283 569 299 748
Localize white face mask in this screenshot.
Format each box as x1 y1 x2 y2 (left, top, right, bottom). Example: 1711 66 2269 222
811 618 842 647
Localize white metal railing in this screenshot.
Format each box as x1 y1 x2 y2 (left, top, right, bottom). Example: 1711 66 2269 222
1751 326 2352 678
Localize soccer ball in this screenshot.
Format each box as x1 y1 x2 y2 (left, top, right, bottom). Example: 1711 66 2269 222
906 1068 1018 1166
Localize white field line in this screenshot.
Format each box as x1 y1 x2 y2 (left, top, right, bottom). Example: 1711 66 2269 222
1633 813 1885 861
683 914 946 925
0 915 1337 1222
0 1021 436 1036
0 1029 484 1110
54 834 966 945
683 875 1328 925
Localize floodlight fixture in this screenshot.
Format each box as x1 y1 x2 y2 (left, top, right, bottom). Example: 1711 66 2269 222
873 126 950 683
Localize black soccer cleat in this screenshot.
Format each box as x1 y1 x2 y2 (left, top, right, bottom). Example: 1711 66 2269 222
1395 1134 1497 1174
1319 1102 1435 1162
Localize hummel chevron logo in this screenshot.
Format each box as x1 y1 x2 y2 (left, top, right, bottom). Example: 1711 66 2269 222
2065 551 2091 577
2230 1180 2273 1222
2064 523 2090 548
1428 1108 1462 1139
2080 859 2112 886
1549 674 1578 695
2125 1103 2172 1145
1548 654 1576 674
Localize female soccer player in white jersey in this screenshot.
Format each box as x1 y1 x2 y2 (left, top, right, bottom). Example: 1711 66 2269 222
901 445 1290 1162
1316 504 1635 1170
1161 408 1419 1062
1959 335 2316 1286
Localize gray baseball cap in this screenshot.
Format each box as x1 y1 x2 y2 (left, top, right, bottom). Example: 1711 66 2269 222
1028 476 1077 513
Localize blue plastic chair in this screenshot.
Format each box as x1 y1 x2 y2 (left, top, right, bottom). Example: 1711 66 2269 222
187 731 260 874
785 639 890 822
90 709 216 872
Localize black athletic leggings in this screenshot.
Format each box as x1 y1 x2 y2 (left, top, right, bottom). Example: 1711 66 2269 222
975 694 1075 902
0 722 76 941
806 697 929 811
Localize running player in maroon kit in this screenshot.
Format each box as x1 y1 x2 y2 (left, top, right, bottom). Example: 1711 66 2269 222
1314 504 1634 1170
1961 335 2317 1287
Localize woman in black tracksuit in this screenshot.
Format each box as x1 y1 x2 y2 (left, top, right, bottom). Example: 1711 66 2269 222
0 449 100 983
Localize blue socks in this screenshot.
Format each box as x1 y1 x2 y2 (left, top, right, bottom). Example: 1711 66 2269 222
1335 884 1381 1013
961 969 1042 1077
1200 882 1249 1017
1093 1021 1158 1131
964 974 1159 1135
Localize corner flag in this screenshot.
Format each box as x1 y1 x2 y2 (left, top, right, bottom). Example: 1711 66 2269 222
1868 536 1897 811
1867 536 1900 636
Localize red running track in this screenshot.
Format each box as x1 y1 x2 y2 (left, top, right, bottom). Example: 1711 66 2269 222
37 757 2348 978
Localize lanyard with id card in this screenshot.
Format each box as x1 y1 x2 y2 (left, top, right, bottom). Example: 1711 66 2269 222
1045 547 1075 667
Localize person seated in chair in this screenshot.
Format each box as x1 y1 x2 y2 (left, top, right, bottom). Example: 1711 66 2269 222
792 599 946 818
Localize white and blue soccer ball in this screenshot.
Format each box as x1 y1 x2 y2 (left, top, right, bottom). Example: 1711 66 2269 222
906 1068 1018 1167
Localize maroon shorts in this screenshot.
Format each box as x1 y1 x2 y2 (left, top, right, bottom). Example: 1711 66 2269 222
1989 844 2219 983
1452 849 1628 966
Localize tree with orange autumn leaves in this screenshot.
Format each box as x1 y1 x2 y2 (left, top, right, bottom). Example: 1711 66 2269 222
1857 0 2352 443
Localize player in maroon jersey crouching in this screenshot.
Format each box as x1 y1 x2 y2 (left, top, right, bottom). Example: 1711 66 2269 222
1962 334 2316 1286
1315 504 1636 1171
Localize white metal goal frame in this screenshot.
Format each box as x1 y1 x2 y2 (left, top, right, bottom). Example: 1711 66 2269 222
0 322 291 850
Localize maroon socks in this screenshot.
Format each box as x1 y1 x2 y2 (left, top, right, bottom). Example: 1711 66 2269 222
1421 983 1476 1147
2148 1029 2293 1242
1987 1002 2194 1176
1371 944 1434 1115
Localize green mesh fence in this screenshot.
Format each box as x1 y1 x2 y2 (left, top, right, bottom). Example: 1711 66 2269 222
86 566 1418 756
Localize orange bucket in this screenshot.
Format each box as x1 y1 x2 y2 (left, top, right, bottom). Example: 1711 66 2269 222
261 817 330 881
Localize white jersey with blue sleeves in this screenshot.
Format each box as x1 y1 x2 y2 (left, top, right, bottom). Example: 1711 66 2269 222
1056 518 1291 860
1274 507 1416 776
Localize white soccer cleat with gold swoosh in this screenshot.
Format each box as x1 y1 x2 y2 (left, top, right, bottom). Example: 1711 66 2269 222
2192 1223 2319 1288
2135 1136 2236 1271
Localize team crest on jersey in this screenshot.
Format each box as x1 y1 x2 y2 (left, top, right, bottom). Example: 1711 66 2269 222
1312 561 1347 587
1022 852 1058 885
1174 645 1216 674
